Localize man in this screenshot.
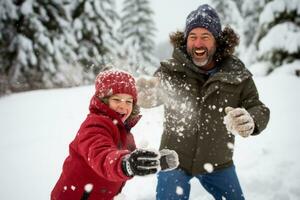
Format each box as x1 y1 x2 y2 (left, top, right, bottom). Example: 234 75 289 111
137 4 270 200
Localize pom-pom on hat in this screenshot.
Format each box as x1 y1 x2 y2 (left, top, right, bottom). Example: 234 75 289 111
95 70 137 103
184 4 222 40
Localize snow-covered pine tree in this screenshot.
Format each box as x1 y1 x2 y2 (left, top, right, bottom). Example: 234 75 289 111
72 0 120 76
212 1 244 57
232 0 243 12
119 0 158 76
0 0 81 94
213 0 243 31
0 0 19 95
241 0 267 47
240 0 267 66
256 0 300 71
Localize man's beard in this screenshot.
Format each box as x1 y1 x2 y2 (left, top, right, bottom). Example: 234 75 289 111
188 46 216 68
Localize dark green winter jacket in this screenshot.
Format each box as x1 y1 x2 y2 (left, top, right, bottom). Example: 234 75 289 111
154 46 270 175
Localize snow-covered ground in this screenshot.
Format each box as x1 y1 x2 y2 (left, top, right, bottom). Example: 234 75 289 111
0 65 300 199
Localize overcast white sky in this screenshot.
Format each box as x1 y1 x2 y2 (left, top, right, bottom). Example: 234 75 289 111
150 0 210 43
116 0 211 43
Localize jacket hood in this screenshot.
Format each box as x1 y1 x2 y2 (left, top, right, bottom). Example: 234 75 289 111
89 95 141 130
170 31 186 48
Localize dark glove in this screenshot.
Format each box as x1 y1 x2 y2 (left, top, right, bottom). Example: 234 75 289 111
159 149 179 171
122 149 160 177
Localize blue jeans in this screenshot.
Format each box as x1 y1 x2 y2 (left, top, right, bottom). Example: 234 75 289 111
156 165 245 200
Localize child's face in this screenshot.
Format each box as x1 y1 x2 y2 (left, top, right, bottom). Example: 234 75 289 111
108 93 134 122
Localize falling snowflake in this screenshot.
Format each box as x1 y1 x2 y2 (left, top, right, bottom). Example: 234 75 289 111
71 185 76 191
176 186 184 195
84 183 93 193
204 163 214 173
227 142 234 149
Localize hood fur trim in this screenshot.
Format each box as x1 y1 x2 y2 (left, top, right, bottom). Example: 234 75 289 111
170 31 185 48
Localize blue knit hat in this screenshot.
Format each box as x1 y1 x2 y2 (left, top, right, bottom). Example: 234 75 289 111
184 4 222 40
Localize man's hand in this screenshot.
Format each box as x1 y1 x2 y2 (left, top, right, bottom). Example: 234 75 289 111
159 149 179 171
136 77 160 108
136 77 159 90
224 107 255 137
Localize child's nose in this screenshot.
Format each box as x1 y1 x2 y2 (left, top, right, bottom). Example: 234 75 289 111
118 100 128 107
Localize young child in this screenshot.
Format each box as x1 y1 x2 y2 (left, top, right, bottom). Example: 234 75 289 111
51 70 178 200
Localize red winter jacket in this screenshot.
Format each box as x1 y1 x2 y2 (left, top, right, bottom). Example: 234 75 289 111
51 95 140 200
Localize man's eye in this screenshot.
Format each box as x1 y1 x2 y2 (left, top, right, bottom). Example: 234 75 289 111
202 35 211 40
126 100 133 105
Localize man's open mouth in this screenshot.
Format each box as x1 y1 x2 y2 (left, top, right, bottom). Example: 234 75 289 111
194 48 207 57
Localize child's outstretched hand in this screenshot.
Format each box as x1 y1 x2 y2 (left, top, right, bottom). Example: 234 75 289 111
122 149 160 177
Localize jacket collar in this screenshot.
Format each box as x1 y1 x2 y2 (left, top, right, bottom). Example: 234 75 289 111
206 56 252 85
89 95 141 130
161 47 252 85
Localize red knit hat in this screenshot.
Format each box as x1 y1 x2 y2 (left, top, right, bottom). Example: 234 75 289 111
95 70 138 103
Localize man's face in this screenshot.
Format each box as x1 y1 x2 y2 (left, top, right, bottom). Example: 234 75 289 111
186 27 217 70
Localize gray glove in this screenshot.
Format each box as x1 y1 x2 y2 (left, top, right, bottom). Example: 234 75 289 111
159 149 179 171
224 107 255 137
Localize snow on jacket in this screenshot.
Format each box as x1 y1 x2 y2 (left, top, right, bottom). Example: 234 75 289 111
152 37 270 175
51 95 139 200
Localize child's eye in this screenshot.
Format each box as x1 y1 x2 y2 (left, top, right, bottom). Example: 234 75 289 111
111 98 133 105
111 98 121 103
